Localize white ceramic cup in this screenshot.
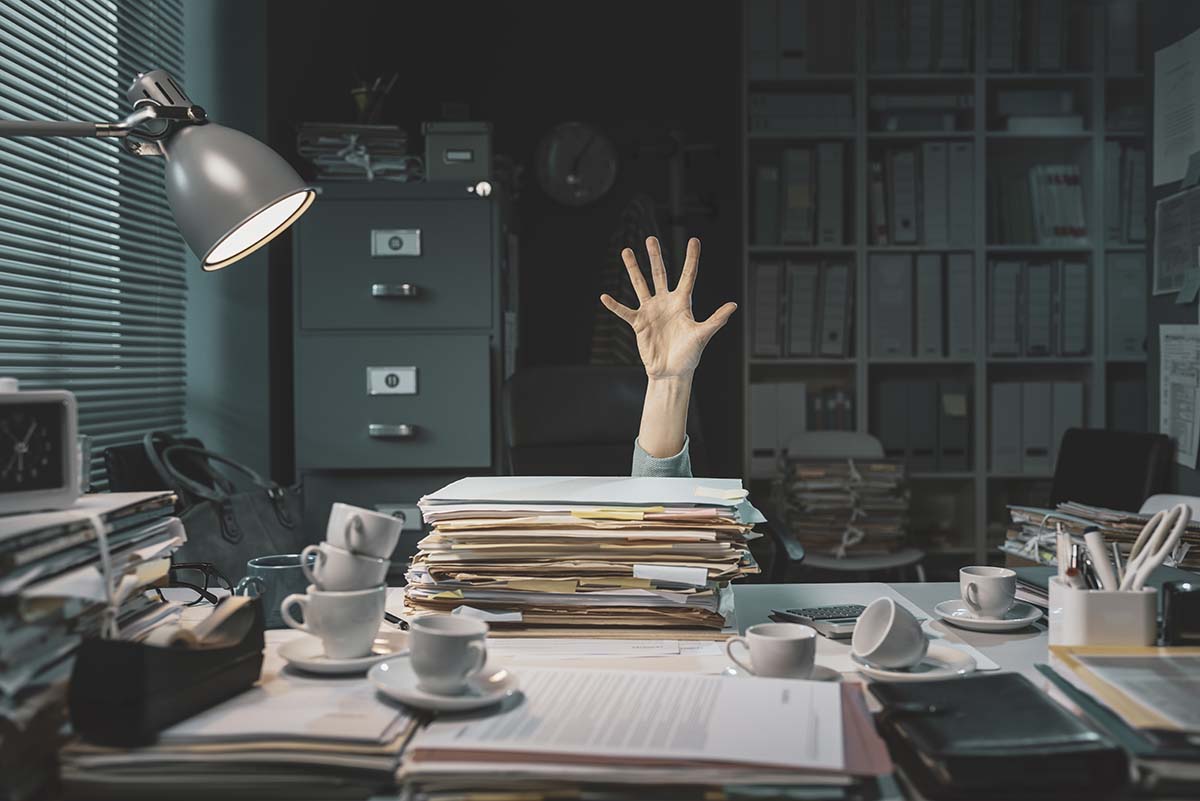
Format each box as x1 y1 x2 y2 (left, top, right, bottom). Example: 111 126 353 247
408 614 489 695
960 565 1017 618
725 622 817 679
851 597 928 670
279 584 386 659
300 542 389 592
326 502 404 559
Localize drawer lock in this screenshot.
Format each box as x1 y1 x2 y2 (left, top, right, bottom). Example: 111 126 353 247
369 423 416 439
371 283 420 298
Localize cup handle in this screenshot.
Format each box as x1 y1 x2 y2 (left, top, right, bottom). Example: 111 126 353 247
344 514 365 554
463 640 487 677
234 575 265 598
964 582 982 613
300 544 323 589
724 636 755 674
279 593 310 633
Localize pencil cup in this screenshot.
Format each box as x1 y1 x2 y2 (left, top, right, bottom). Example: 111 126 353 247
1047 577 1157 647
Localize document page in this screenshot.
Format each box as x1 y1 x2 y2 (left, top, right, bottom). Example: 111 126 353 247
1077 654 1200 732
412 667 844 772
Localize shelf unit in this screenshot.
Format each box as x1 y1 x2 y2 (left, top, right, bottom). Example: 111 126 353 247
740 1 1148 569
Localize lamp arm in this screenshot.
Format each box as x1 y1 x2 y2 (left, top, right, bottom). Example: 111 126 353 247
0 105 202 140
0 120 100 137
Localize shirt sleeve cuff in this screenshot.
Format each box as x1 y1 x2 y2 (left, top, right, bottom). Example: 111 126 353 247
631 436 693 478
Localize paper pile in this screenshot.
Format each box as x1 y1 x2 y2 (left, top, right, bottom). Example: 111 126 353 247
0 492 183 801
296 122 420 182
59 655 418 800
775 460 910 555
398 667 892 799
405 477 763 631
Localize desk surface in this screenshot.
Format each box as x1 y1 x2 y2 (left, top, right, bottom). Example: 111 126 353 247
734 582 1049 681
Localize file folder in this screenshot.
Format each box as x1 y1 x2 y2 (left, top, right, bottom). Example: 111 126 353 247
888 148 919 244
816 142 844 246
921 142 949 245
785 261 819 356
937 0 970 72
778 382 809 446
938 381 970 471
877 381 910 461
869 254 913 358
991 382 1022 473
1024 262 1053 356
750 382 779 479
1106 253 1146 358
1021 382 1053 474
948 142 974 246
751 262 783 356
1058 261 1089 356
989 261 1022 356
747 0 778 79
1050 382 1084 470
754 164 781 244
915 253 944 358
782 148 815 244
908 381 939 471
818 261 852 357
777 0 808 78
946 254 974 357
906 0 934 72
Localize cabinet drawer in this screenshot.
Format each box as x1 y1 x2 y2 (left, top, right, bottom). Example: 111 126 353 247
297 198 492 331
295 334 491 469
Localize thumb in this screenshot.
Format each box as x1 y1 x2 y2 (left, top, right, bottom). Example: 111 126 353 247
697 302 737 342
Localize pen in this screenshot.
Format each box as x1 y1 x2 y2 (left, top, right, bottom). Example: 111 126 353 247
1084 528 1118 591
1056 524 1067 580
1110 542 1125 585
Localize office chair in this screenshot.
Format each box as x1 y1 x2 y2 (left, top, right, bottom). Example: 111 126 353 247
1050 428 1172 512
780 431 926 582
502 365 787 581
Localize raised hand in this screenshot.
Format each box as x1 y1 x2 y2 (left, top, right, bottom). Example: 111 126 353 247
600 236 737 379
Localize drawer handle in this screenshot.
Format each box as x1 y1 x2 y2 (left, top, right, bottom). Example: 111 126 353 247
372 283 419 298
369 423 416 439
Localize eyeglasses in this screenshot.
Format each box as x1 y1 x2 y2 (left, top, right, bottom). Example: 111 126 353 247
160 561 232 607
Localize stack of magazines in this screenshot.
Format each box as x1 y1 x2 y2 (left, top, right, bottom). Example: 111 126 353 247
775 460 909 556
405 477 763 632
295 122 420 182
0 492 183 801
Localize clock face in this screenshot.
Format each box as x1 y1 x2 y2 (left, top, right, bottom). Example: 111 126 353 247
0 402 65 492
535 122 619 207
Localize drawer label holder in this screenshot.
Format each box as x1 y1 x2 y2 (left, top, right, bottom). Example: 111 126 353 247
367 366 418 395
370 228 421 257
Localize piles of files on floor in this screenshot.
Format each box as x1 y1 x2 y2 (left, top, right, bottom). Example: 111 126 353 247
59 652 418 800
0 492 183 801
296 122 419 182
775 460 909 556
1003 502 1200 571
405 476 762 631
398 666 892 800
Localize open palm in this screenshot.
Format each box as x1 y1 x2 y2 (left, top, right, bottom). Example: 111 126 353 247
601 237 737 378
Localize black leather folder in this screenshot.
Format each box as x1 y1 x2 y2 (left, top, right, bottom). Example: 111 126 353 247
870 673 1128 800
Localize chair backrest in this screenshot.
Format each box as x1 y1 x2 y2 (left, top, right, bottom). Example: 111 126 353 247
784 431 885 460
1139 493 1200 518
1050 428 1172 512
503 365 708 476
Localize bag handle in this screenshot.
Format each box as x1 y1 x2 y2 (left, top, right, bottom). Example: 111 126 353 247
161 444 275 504
143 432 236 501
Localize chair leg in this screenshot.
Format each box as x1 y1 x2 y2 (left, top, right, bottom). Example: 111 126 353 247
914 562 927 583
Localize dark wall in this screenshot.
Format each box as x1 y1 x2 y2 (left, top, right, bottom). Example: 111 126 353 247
266 0 743 476
1149 0 1200 494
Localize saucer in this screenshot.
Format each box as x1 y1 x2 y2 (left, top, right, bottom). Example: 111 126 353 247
933 599 1043 632
721 664 841 682
369 655 519 712
852 643 976 682
279 630 409 675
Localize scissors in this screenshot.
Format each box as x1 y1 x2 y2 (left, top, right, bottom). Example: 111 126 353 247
1119 504 1192 591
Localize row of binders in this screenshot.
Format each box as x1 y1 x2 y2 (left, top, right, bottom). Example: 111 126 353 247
749 93 854 135
749 382 855 479
990 381 1085 474
988 260 1089 357
752 261 853 358
869 143 974 246
747 0 856 77
985 0 1090 73
870 0 974 73
1104 142 1147 244
875 380 971 472
753 142 847 244
869 253 974 359
991 163 1089 246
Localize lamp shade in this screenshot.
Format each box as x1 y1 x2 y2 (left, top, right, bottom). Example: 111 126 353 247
161 122 314 271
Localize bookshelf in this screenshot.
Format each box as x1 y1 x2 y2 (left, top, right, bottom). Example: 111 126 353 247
741 0 1148 573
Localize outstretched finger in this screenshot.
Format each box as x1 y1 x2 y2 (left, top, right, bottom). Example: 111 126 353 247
621 248 652 302
697 301 738 342
677 237 701 296
600 293 636 325
646 236 669 293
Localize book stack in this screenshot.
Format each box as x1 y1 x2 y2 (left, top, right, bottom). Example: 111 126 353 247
868 143 974 246
1105 143 1147 243
295 122 419 182
750 260 854 358
775 460 909 556
990 163 1088 246
0 492 183 801
404 477 763 631
868 92 973 132
994 88 1084 133
987 261 1091 357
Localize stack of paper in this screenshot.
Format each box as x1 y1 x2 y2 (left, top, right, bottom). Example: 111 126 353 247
776 460 910 556
0 492 183 800
60 662 418 800
398 667 892 799
405 477 763 631
296 122 419 182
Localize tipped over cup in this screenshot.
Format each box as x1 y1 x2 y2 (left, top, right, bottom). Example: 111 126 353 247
851 597 928 670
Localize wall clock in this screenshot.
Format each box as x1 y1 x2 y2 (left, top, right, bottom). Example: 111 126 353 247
535 122 618 207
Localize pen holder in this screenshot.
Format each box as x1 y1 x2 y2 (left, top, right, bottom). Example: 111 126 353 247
1047 577 1157 647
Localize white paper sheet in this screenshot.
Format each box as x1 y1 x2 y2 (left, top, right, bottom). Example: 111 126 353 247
1159 325 1200 467
1077 654 1200 732
423 476 748 508
1152 187 1200 295
411 667 844 772
1154 27 1200 187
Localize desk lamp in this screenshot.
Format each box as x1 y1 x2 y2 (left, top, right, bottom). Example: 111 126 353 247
0 69 314 271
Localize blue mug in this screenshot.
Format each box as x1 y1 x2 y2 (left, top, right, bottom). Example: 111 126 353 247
234 553 316 629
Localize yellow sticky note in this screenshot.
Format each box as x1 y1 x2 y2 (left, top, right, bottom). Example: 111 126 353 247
431 590 465 600
573 509 645 520
694 486 749 501
508 579 579 593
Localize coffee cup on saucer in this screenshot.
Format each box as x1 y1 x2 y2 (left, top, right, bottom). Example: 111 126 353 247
300 542 389 592
326 502 404 559
280 584 386 659
960 566 1017 618
851 597 928 670
408 615 489 695
725 622 817 679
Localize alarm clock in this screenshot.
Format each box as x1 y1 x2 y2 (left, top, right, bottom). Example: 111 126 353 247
0 378 81 515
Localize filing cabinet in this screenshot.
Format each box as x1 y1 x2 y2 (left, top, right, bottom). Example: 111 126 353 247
293 182 507 547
